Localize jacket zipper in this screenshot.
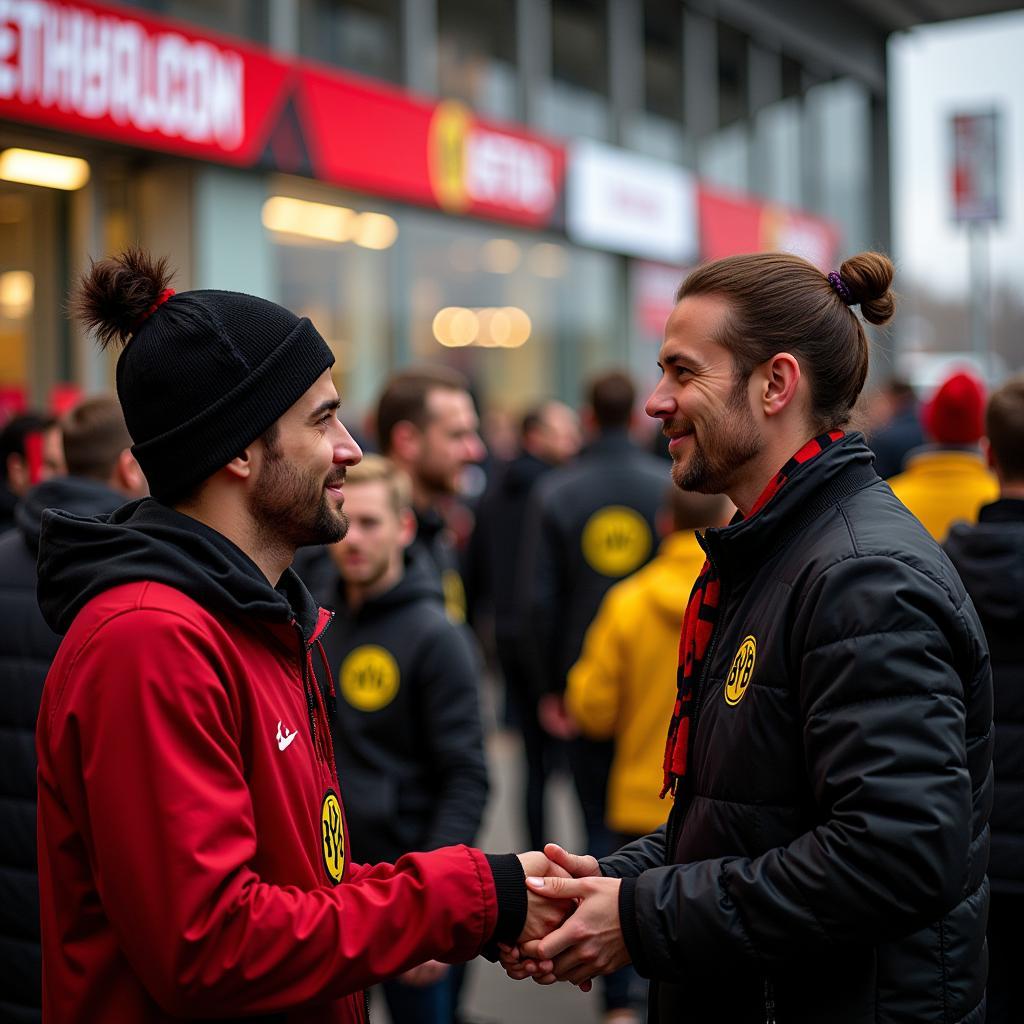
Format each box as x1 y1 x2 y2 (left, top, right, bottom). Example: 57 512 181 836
294 621 319 752
665 546 726 863
363 988 372 1023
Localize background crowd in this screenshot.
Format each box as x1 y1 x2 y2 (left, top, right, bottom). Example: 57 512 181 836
1 354 1022 1024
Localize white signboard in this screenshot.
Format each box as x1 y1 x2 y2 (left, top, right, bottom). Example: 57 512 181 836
951 111 1001 223
567 140 698 263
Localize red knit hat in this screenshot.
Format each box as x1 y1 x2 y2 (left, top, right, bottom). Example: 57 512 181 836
922 371 986 445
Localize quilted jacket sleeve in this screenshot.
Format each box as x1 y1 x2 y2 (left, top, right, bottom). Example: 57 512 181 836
622 553 985 979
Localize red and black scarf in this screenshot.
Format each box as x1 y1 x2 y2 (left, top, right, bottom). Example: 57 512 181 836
661 429 845 799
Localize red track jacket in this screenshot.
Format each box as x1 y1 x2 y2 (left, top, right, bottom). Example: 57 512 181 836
36 579 499 1022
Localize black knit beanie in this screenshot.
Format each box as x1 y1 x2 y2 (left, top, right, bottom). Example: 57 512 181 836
115 288 334 502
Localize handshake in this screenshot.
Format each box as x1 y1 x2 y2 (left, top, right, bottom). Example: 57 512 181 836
504 843 631 992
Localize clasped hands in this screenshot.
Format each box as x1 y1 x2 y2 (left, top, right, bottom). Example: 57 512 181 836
507 843 630 992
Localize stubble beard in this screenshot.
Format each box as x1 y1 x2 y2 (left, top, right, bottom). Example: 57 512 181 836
251 452 350 551
671 375 764 495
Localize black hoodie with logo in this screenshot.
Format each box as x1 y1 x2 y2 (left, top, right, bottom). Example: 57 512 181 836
311 552 488 867
0 476 127 1024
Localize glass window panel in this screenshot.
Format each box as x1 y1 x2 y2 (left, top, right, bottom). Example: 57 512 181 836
140 0 269 43
298 0 401 83
717 22 749 128
437 0 518 120
643 0 682 122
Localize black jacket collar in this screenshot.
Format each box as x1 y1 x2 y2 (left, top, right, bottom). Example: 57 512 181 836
699 433 878 582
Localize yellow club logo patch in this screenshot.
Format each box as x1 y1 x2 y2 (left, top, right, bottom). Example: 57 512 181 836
340 645 401 712
320 790 345 884
724 635 757 706
442 568 467 625
428 100 472 213
581 506 652 578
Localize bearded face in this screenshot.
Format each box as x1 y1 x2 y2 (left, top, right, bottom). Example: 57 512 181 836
668 372 764 495
250 440 350 550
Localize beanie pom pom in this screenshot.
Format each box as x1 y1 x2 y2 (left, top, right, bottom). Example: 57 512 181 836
70 247 175 350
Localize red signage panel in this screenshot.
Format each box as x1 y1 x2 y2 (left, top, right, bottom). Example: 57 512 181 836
0 0 291 165
698 186 840 270
0 0 565 227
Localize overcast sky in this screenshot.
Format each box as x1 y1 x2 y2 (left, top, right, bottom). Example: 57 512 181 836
890 8 1024 295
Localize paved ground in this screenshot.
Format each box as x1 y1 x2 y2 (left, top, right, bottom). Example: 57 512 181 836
371 726 604 1024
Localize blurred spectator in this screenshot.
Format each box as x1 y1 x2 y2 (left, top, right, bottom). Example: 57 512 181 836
0 413 66 532
943 374 1024 1024
519 370 665 859
867 377 925 478
565 485 732 1023
469 401 581 850
376 367 486 623
0 395 144 1023
309 455 487 1024
888 370 998 540
566 486 732 838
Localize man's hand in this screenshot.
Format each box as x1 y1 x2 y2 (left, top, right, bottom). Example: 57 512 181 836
515 850 574 945
538 694 579 739
518 873 629 987
500 845 605 989
398 960 449 987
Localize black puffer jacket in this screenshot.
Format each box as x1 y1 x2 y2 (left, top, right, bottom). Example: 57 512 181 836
0 476 126 1024
945 499 1024 896
601 435 992 1024
519 431 666 693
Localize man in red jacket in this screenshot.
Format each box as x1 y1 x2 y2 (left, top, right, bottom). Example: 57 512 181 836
34 249 567 1024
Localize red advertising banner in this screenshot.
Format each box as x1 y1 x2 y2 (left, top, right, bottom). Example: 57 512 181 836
0 0 292 165
0 0 565 227
698 186 840 270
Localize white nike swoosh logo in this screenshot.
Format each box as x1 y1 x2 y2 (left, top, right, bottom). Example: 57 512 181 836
276 720 298 752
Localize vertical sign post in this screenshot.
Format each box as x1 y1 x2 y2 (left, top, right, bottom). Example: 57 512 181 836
950 110 1002 370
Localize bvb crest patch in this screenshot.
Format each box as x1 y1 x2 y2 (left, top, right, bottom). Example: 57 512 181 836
340 645 401 712
581 506 652 577
320 790 345 884
724 635 757 706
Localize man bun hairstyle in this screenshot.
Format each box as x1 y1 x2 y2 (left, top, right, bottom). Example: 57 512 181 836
69 247 174 350
677 251 896 430
70 248 334 504
836 251 896 326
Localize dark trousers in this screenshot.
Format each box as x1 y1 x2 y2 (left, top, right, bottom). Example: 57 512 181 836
986 891 1023 1023
497 635 561 850
568 735 616 860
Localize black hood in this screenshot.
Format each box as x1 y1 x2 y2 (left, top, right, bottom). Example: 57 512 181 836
15 476 128 557
364 547 445 612
37 497 320 638
944 499 1024 624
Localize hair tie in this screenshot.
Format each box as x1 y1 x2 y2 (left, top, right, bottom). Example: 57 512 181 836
827 272 854 306
131 288 175 332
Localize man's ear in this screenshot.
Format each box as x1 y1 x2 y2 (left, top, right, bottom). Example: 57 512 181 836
389 421 422 465
397 507 417 548
115 449 148 497
982 437 997 472
5 452 28 494
759 353 802 419
224 443 257 482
